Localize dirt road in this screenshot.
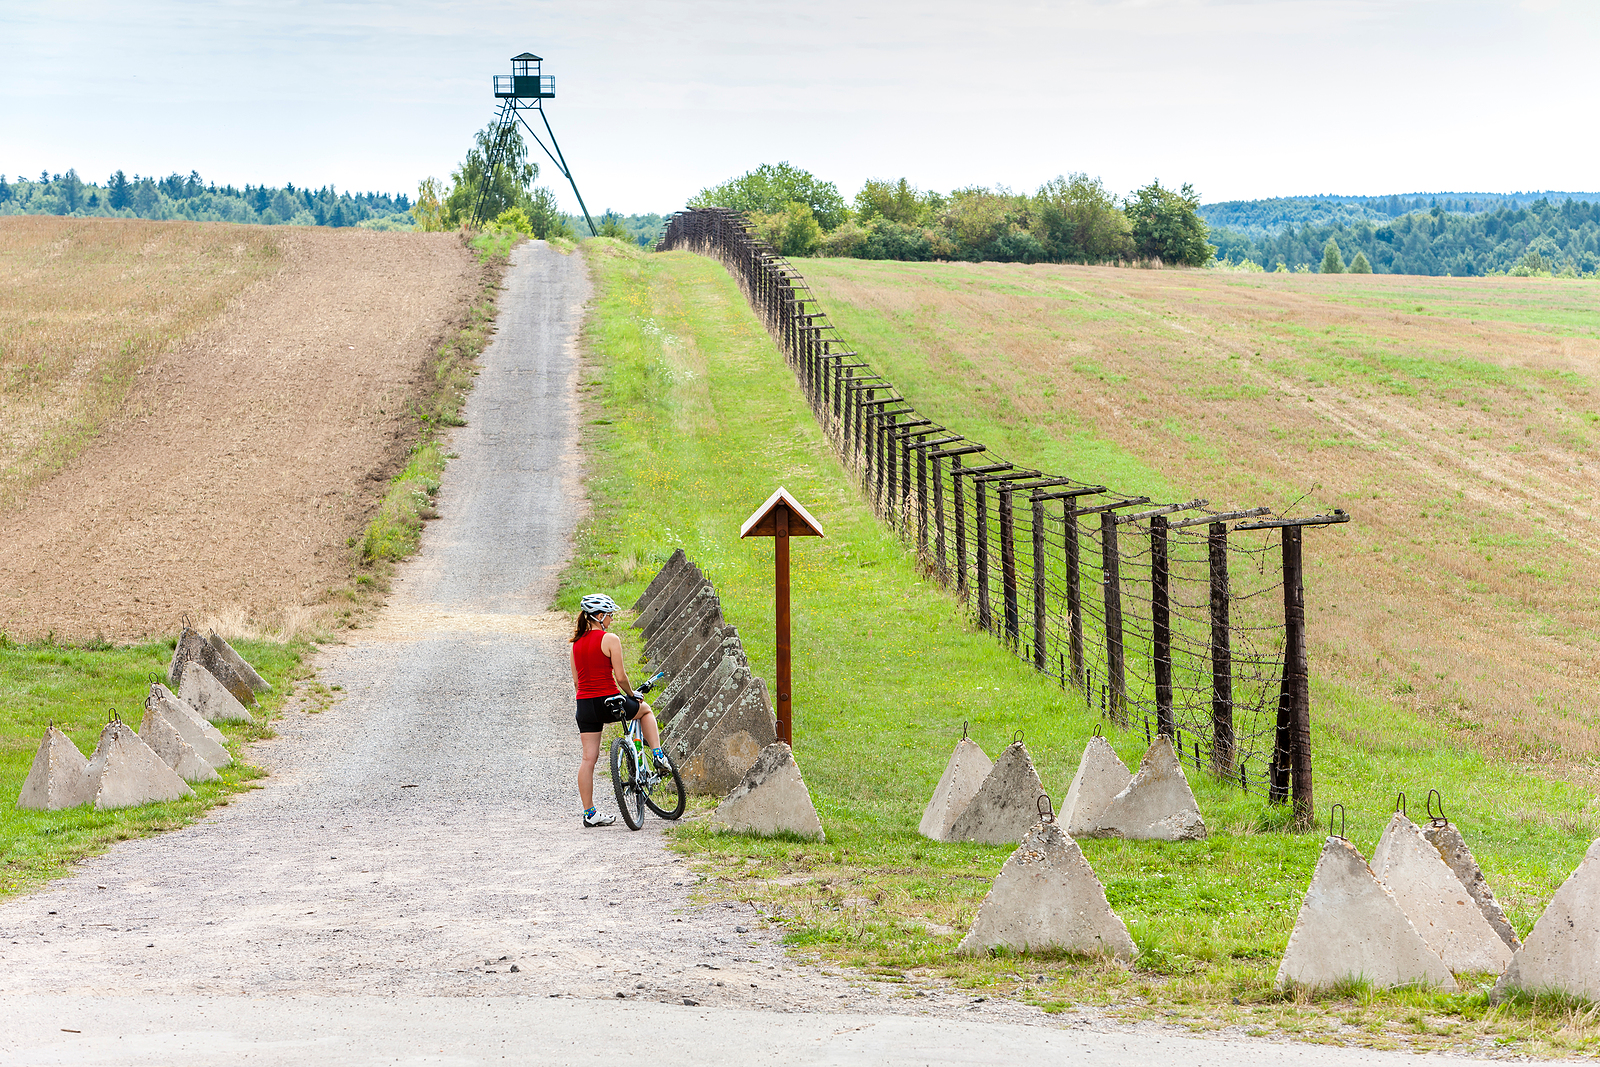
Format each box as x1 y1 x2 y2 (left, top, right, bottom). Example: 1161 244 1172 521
0 243 1521 1065
0 226 480 642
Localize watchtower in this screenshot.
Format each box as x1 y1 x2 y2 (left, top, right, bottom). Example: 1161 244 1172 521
470 51 596 235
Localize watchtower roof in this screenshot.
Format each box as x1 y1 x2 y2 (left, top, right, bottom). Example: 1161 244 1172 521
511 52 542 61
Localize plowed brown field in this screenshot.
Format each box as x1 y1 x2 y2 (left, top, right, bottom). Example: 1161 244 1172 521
0 218 481 642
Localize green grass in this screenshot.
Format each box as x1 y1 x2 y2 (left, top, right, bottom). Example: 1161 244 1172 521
569 241 1600 1053
0 635 307 898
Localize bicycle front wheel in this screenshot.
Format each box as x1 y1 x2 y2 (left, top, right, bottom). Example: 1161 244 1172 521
642 751 687 821
610 738 645 831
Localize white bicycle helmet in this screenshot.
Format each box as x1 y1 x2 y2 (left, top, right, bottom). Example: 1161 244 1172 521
580 593 620 617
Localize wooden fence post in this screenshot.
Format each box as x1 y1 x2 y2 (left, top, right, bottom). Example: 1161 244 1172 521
976 480 991 631
1209 521 1235 775
933 455 946 579
953 457 967 596
1066 505 1083 683
1000 484 1019 645
1101 511 1126 725
1283 526 1312 828
916 436 929 557
1152 514 1173 738
1032 493 1047 671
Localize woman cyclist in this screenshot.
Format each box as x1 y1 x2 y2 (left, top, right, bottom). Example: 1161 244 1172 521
571 593 669 827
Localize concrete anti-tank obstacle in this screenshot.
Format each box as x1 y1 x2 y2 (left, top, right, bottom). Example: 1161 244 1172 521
138 701 219 783
1276 835 1454 990
1369 812 1511 974
664 669 755 773
149 683 229 750
958 818 1138 960
1493 838 1600 1002
920 738 993 841
178 663 253 723
636 569 705 639
170 624 255 707
208 630 270 693
706 741 824 841
629 547 687 614
656 630 742 724
643 584 716 653
679 677 777 795
85 719 193 809
146 685 231 769
1061 734 1132 837
17 726 94 810
946 740 1047 845
1087 734 1206 841
632 559 697 629
648 594 723 671
1423 820 1520 952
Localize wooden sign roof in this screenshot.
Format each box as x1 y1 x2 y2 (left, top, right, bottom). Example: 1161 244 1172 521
739 486 825 539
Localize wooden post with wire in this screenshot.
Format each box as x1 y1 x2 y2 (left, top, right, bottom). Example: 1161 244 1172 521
740 488 826 748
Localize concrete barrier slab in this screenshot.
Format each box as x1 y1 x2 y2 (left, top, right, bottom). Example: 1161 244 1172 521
179 664 253 723
1277 836 1454 990
919 738 993 842
167 626 210 690
648 595 723 669
172 626 256 708
644 585 717 653
707 742 824 841
637 569 704 639
947 741 1046 845
661 654 750 744
630 548 687 614
1088 735 1205 841
1424 821 1520 952
138 702 220 783
208 630 271 693
1370 813 1511 974
85 720 193 809
657 631 742 724
17 726 94 810
680 677 777 796
1062 735 1132 837
958 820 1137 959
1493 838 1600 1002
631 565 699 632
146 685 231 768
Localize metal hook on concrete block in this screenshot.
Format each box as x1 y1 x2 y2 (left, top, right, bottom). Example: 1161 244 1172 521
1395 791 1406 816
1329 803 1346 840
1037 793 1055 824
1426 789 1447 826
1012 728 1024 746
962 721 968 741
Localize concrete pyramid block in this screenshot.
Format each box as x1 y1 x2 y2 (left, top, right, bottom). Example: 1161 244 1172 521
636 567 703 637
630 547 688 613
707 742 824 841
644 585 717 653
919 738 993 841
149 683 229 751
1062 735 1132 837
1088 735 1206 841
947 741 1046 845
171 626 255 707
648 594 723 668
1494 838 1600 1002
1370 813 1511 974
208 630 270 692
1423 820 1520 952
179 663 253 723
680 677 777 795
958 820 1137 959
1277 836 1454 990
85 720 193 809
657 631 743 724
138 702 220 783
663 663 751 753
17 726 94 811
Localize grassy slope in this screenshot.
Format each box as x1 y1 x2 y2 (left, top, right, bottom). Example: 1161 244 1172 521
573 241 1599 1051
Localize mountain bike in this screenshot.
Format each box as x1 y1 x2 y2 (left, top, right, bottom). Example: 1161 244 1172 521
607 671 687 830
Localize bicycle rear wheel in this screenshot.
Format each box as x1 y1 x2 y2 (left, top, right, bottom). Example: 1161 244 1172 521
609 738 645 831
642 751 687 821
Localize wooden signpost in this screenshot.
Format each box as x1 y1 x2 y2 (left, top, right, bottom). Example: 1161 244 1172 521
740 487 825 747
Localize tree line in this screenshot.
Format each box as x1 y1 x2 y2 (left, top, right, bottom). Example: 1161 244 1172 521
0 169 414 229
1211 199 1600 277
1199 191 1600 241
687 163 1214 267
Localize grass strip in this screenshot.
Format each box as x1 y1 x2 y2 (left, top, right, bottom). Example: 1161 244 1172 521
568 240 1600 1055
0 635 308 899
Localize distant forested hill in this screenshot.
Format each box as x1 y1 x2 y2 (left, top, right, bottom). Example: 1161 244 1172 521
1198 191 1600 241
1206 197 1600 277
0 169 414 229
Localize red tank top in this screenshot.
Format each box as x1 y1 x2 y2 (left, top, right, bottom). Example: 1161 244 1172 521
572 628 619 698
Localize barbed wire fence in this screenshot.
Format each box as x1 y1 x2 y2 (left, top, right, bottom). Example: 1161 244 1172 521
659 207 1348 828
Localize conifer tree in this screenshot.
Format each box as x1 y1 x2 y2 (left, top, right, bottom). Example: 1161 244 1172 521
107 170 132 210
1348 251 1372 274
1321 238 1345 274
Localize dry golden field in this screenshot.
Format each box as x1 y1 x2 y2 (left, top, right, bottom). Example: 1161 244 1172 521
801 260 1600 777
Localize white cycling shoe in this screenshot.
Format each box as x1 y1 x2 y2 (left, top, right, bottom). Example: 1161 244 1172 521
582 810 616 828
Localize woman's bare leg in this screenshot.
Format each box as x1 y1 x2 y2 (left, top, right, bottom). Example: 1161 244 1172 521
578 731 601 809
638 702 662 749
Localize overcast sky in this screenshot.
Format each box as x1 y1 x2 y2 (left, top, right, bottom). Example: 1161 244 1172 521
3 0 1596 216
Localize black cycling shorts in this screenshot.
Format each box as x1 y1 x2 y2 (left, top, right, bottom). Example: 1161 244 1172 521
575 693 641 734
